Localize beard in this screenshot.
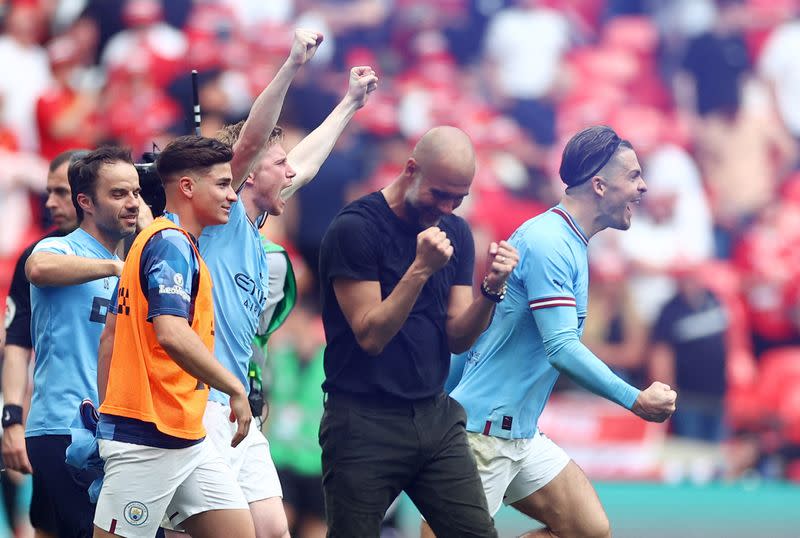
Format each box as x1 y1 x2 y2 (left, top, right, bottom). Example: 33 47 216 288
404 199 441 230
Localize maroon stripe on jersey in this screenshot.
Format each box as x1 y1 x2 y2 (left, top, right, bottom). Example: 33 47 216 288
551 208 589 245
529 297 577 310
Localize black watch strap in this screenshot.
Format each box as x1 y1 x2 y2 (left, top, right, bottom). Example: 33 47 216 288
481 277 506 303
2 404 23 428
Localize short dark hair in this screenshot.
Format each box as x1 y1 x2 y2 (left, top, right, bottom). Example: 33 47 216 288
215 121 283 149
68 146 134 223
559 125 633 188
49 149 89 173
156 135 234 184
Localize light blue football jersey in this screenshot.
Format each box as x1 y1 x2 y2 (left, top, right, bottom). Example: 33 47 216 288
200 199 268 404
27 228 119 437
451 206 591 439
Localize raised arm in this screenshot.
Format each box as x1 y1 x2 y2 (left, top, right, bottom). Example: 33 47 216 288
26 251 122 287
333 226 451 356
282 66 378 200
230 29 323 191
446 241 518 353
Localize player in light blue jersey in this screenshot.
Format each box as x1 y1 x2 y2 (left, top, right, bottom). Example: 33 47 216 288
19 147 140 538
186 29 378 538
433 126 678 538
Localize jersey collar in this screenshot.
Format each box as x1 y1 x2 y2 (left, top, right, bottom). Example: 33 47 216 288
550 205 589 246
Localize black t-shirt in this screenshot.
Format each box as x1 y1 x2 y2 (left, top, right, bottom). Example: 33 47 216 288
4 230 67 348
319 191 475 400
682 32 750 116
652 289 728 397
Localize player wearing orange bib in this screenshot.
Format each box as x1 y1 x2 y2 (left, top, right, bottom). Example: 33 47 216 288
93 136 255 538
100 216 214 439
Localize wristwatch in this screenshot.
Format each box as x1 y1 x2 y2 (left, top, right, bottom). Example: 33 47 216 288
1 404 23 428
481 277 506 303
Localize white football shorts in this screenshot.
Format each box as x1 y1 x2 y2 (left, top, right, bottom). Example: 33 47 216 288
467 429 570 515
94 437 248 537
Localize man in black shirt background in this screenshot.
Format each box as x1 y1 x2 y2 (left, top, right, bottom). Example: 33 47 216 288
650 267 729 443
318 125 519 537
1 149 85 534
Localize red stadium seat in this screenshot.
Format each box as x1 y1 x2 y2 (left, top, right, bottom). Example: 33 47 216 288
786 460 800 483
607 105 665 155
602 16 659 57
756 348 800 442
567 46 641 88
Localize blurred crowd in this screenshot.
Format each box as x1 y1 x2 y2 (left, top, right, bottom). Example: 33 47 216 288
2 0 800 492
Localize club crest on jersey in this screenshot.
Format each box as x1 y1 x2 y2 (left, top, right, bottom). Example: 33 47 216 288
124 501 148 526
174 273 184 287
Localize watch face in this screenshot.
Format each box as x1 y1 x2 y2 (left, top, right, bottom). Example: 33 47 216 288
1 405 21 428
4 296 15 329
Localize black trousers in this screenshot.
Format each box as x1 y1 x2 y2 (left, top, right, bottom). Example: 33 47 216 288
319 392 497 538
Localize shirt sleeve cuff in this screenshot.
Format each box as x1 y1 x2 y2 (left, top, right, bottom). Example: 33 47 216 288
619 385 640 410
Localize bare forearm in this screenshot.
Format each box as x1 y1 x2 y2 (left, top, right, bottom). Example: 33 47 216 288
1 345 30 405
282 96 360 200
231 59 301 190
160 326 244 397
356 264 430 355
97 325 113 404
26 253 120 287
447 296 496 354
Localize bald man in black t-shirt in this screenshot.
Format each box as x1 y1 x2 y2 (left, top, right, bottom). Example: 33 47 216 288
318 126 519 538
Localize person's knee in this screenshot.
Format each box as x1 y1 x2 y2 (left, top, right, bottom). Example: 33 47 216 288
263 525 290 538
251 498 290 538
182 508 255 538
542 499 609 538
588 515 611 538
259 519 290 538
325 500 384 538
569 511 610 538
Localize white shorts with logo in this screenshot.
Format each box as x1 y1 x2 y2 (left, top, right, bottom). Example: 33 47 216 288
203 400 282 502
94 438 248 537
468 429 570 516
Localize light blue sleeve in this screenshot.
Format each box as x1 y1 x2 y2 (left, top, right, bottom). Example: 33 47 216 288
531 306 640 410
31 237 75 256
445 352 469 394
29 237 77 289
521 234 639 410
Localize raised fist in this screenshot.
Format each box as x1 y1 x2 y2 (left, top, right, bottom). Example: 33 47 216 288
347 66 379 109
483 240 518 293
290 29 324 66
632 381 677 423
415 226 453 275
